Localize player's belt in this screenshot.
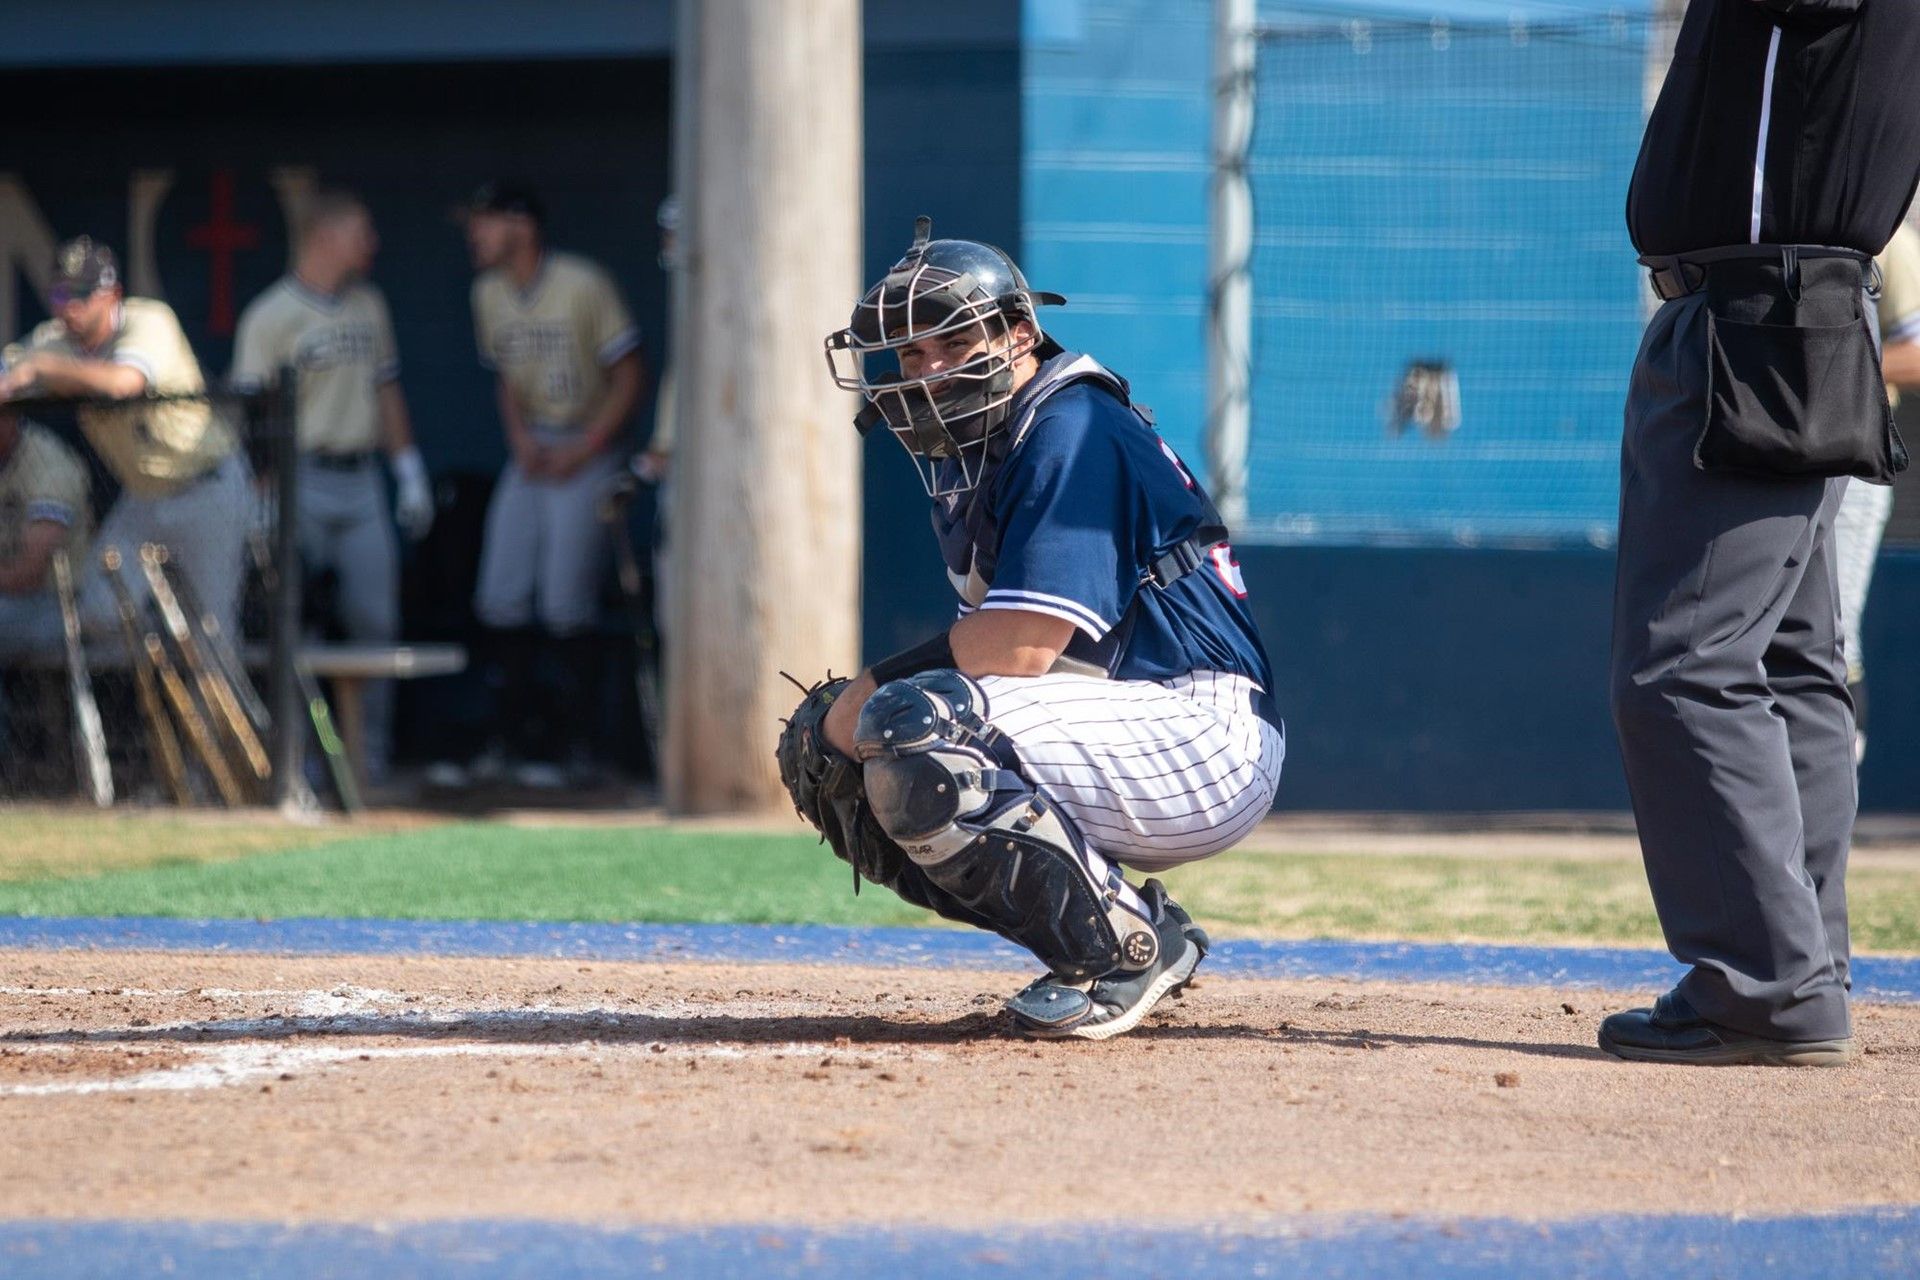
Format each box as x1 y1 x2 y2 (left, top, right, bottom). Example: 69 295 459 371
306 450 378 471
1641 243 1879 303
152 454 233 496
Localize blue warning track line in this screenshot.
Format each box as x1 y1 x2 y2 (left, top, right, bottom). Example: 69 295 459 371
0 915 1915 1001
0 1210 1915 1280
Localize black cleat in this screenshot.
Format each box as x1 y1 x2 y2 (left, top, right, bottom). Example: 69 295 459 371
1007 880 1206 1041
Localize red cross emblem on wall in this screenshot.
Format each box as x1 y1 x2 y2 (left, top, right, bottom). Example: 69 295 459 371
186 168 261 337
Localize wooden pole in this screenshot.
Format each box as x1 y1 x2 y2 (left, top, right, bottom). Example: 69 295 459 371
666 0 864 814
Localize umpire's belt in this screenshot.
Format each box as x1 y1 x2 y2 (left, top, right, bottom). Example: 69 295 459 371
1641 243 1881 303
1646 242 1906 484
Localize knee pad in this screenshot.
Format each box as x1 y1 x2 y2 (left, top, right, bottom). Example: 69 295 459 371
855 670 1159 981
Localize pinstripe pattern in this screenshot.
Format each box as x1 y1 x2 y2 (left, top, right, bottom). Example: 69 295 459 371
975 671 1284 872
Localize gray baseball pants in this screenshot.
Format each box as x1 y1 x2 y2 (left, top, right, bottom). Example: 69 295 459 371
1609 289 1859 1044
0 455 249 661
298 459 398 781
1832 476 1893 685
473 453 620 636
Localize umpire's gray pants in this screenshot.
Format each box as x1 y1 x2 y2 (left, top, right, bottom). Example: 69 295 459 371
1609 291 1856 1043
298 459 399 780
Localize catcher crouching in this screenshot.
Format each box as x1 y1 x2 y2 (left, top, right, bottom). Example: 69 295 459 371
780 218 1285 1041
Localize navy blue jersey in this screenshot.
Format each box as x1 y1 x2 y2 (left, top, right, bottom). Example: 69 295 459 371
933 352 1280 726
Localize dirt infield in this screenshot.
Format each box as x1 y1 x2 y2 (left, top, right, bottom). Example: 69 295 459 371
1 949 1915 1227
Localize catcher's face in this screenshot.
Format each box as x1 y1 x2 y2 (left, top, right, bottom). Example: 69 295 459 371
893 322 990 387
892 317 1035 395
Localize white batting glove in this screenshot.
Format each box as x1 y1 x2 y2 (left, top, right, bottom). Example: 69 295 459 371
391 447 435 541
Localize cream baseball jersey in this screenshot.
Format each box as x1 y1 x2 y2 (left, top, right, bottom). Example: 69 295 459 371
1879 222 1920 408
471 252 639 430
231 277 400 453
0 421 90 563
13 298 233 497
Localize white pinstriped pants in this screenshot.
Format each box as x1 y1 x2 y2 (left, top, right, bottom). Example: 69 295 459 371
973 670 1285 872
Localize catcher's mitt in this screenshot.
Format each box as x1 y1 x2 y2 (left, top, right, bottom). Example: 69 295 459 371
776 675 908 890
776 675 854 829
774 675 1010 935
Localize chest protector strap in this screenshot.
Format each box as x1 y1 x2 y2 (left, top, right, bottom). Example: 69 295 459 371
1003 356 1231 595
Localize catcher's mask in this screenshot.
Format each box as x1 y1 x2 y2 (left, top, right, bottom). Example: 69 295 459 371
825 216 1065 497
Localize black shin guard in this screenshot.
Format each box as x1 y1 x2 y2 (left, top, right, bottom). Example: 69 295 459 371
854 669 1160 981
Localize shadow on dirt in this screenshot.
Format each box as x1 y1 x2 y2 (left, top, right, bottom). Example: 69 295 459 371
0 1007 1012 1049
0 1005 1605 1060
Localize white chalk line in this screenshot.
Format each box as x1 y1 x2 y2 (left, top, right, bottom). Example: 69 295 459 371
0 1039 934 1096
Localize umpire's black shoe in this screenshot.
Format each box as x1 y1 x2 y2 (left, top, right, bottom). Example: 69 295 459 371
1597 990 1855 1067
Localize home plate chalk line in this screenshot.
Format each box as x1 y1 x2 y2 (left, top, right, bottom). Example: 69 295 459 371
0 984 943 1097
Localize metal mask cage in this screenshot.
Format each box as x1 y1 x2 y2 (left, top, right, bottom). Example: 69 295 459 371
826 291 1031 498
824 219 1065 499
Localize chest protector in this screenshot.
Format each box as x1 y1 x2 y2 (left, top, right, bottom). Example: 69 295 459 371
934 355 1230 671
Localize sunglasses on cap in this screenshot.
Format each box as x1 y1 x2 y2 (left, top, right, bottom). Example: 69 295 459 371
48 284 107 308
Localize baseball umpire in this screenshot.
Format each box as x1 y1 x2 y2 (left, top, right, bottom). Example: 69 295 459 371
780 218 1285 1041
458 180 645 788
231 189 432 787
0 237 247 657
1603 0 1920 1065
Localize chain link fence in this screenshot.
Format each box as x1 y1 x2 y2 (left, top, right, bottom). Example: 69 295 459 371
1243 13 1666 547
0 379 306 806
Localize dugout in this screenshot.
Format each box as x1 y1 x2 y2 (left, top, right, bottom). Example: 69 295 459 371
0 0 1019 781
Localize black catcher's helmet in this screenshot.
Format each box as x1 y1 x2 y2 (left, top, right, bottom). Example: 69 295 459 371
825 216 1065 496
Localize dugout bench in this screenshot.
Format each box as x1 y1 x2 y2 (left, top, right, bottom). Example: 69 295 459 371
245 642 467 809
11 641 464 812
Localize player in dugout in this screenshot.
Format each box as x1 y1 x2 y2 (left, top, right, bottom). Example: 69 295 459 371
231 188 433 789
1830 214 1920 764
437 180 646 790
0 402 91 622
0 237 247 660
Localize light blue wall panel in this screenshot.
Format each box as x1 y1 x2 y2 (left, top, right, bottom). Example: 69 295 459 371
1023 0 1216 462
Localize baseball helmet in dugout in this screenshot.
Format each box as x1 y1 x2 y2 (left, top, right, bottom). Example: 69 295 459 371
824 216 1065 497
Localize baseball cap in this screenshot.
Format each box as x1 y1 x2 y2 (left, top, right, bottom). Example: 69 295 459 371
51 236 119 302
465 179 545 226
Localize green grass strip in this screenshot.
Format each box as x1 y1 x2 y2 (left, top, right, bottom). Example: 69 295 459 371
0 822 1916 952
0 825 925 927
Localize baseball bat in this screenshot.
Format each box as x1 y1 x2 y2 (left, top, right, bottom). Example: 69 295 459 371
140 543 270 783
244 531 360 811
146 631 246 807
160 550 268 733
51 548 113 807
100 546 193 805
103 551 244 807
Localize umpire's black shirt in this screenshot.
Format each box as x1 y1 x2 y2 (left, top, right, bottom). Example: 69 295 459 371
1629 0 1920 257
